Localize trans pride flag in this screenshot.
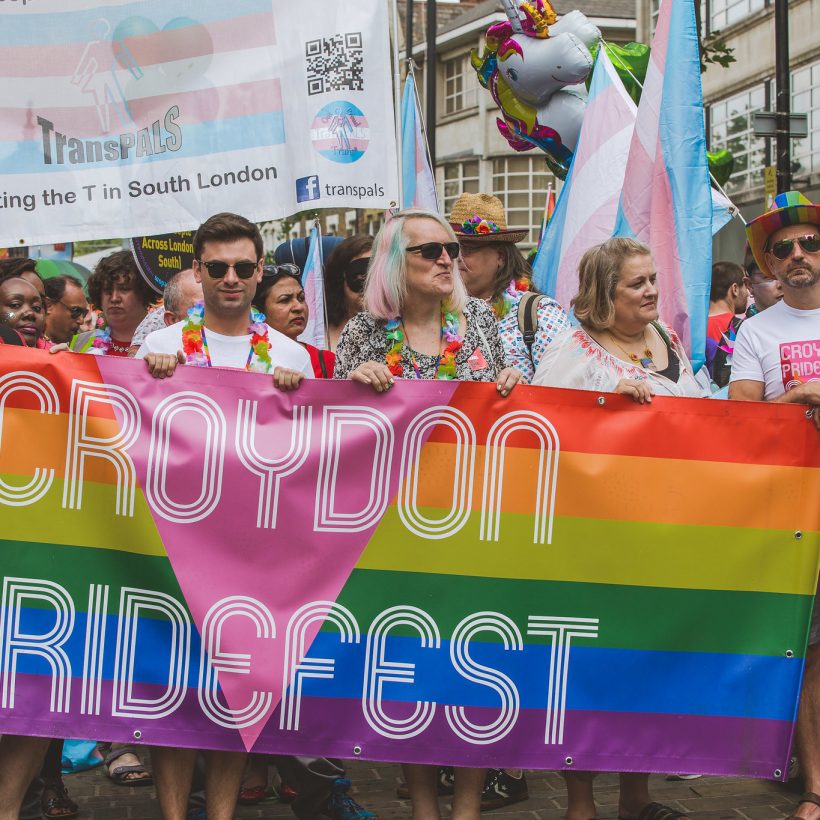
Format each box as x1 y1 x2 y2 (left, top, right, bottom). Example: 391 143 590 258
1 350 818 774
532 49 636 308
297 224 327 349
401 72 439 211
612 0 713 371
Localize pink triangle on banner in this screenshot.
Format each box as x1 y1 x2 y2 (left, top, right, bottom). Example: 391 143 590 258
99 359 459 750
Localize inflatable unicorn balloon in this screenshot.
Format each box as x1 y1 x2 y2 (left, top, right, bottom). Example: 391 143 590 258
472 0 601 177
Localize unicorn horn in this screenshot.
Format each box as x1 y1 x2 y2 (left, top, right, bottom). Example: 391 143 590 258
500 0 525 33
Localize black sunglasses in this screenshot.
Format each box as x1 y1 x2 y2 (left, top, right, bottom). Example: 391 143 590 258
406 242 460 261
263 263 301 280
58 300 87 321
768 234 820 260
199 259 260 279
344 257 370 293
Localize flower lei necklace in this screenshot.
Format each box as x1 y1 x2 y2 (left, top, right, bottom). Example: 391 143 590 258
90 316 129 355
490 275 533 319
181 301 273 372
385 306 464 379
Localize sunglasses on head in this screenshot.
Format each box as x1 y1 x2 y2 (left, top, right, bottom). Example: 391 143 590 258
262 263 301 280
344 257 370 293
406 241 460 261
767 234 820 260
199 259 260 279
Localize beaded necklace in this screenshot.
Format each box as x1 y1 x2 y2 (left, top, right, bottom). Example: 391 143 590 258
385 306 464 379
181 301 273 372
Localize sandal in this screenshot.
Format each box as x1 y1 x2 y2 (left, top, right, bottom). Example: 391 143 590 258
106 762 153 786
239 784 269 805
786 792 820 819
619 802 689 820
41 778 79 819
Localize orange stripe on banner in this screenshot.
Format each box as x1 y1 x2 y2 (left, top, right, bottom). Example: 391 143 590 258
425 382 820 469
407 442 820 531
0 407 124 484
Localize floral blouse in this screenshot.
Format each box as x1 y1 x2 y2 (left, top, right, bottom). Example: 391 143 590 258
334 297 509 382
495 290 570 383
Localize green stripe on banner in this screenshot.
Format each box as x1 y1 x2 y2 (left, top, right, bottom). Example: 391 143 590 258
335 568 812 657
359 507 819 596
0 540 184 610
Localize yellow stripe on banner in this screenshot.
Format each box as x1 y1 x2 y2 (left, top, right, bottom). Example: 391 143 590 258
1 474 166 557
408 443 820 533
357 506 820 595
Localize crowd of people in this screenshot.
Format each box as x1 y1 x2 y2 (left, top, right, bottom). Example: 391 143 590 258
0 189 819 820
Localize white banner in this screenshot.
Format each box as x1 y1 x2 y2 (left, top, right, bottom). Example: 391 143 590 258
0 0 398 245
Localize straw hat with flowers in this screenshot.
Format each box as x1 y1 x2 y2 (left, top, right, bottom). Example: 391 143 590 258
449 192 529 244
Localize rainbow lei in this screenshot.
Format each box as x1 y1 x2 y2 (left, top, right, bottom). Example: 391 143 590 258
181 301 273 373
490 276 532 319
385 307 464 380
91 317 113 355
460 215 501 235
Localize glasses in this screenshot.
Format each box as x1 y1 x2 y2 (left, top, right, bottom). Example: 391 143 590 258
767 234 820 260
344 257 370 293
262 263 301 279
58 300 87 321
406 242 460 261
199 259 259 279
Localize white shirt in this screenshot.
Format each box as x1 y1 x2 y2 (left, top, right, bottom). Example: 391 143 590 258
730 299 820 400
136 320 313 376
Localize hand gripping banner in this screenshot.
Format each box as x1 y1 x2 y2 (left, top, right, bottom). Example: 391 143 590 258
0 348 819 777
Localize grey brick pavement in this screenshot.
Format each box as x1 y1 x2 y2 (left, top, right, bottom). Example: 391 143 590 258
56 759 804 820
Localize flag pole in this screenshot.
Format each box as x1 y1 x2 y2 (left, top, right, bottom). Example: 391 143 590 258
601 38 745 223
390 0 404 209
313 217 329 349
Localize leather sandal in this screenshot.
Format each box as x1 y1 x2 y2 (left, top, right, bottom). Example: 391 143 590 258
786 792 820 819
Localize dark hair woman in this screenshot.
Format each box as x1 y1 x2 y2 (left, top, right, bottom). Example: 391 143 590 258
323 234 373 351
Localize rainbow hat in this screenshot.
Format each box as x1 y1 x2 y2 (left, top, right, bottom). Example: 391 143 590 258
745 191 820 277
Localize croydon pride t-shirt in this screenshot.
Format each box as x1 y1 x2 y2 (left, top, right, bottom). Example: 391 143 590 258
135 320 313 376
730 300 820 400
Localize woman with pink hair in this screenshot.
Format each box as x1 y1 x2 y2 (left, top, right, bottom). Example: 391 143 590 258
334 209 521 398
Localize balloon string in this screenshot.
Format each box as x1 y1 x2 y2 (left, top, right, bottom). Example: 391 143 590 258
600 38 744 224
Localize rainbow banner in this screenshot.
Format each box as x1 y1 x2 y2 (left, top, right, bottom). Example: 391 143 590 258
1 348 819 777
0 0 397 245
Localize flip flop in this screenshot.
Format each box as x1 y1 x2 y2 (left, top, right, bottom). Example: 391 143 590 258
786 791 820 819
619 802 689 820
106 762 153 786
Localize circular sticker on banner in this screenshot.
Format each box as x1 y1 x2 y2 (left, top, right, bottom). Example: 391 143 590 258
310 101 369 164
131 231 196 294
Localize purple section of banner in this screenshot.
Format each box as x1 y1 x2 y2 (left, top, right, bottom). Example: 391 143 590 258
1 679 792 780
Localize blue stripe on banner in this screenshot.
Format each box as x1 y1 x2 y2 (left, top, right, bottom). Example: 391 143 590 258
0 112 286 175
0 0 273 47
8 610 802 721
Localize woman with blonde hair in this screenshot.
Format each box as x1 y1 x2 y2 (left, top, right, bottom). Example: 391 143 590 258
533 237 704 402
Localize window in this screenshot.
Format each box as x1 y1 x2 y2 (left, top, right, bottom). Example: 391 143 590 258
325 214 339 236
441 159 480 217
792 60 820 178
710 0 765 30
491 156 555 247
709 85 767 194
443 54 478 116
345 210 357 236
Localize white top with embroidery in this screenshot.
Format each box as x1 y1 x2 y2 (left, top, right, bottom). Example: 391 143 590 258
532 324 705 398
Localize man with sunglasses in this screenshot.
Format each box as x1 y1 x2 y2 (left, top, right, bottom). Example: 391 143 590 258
137 212 311 387
730 191 820 820
136 213 311 820
43 274 88 344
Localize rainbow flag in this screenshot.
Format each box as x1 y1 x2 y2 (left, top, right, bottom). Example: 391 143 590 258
1 349 818 775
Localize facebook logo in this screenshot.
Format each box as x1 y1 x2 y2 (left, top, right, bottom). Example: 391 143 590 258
296 175 321 202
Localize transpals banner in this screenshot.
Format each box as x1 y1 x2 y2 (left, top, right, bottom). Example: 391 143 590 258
1 348 819 778
0 0 398 246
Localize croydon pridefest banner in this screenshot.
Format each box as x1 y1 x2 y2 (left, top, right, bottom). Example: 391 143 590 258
1 348 819 777
0 0 397 245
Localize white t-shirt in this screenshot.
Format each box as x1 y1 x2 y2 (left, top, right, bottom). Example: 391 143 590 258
135 320 313 376
730 299 820 400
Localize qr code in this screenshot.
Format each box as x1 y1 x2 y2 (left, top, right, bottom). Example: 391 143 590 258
305 32 364 96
